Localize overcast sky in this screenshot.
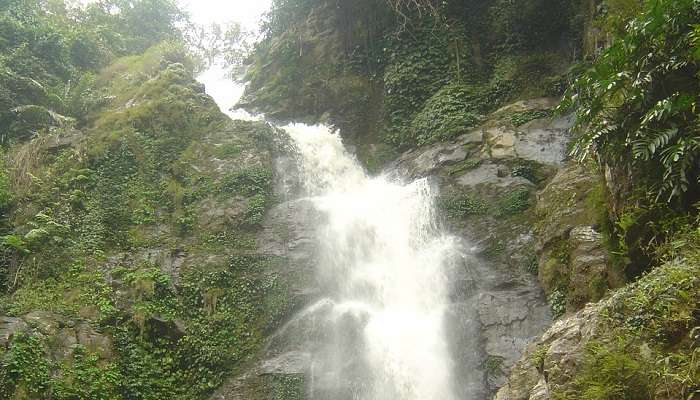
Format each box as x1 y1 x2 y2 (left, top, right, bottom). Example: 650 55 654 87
178 0 271 30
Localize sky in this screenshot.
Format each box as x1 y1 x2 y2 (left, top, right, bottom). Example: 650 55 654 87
178 0 271 31
80 0 272 118
178 0 271 118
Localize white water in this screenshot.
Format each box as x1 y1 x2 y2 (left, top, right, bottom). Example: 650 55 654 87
284 124 458 400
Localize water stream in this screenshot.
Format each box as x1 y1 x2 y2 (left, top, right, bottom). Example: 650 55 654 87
283 124 459 400
197 50 464 400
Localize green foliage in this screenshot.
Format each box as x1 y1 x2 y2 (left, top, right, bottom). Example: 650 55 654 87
597 0 644 36
0 6 287 399
0 157 11 214
487 0 580 53
438 192 487 220
6 263 117 321
556 225 700 400
0 0 190 145
548 289 567 318
531 345 548 371
510 160 546 184
525 252 539 275
509 109 551 126
266 374 305 400
496 188 531 216
608 237 700 344
483 240 506 259
52 347 123 400
220 168 273 197
0 333 51 398
445 157 482 176
569 339 653 400
483 355 505 378
244 0 582 152
562 0 700 202
382 19 454 147
410 84 483 146
243 194 269 227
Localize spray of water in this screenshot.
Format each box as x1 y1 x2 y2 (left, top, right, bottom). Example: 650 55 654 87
284 124 458 400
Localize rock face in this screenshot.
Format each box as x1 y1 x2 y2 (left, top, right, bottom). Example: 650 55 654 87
494 301 606 400
213 98 611 399
379 98 585 396
212 149 319 400
534 163 623 312
0 311 113 362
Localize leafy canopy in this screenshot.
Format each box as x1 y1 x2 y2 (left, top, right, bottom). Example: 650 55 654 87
562 0 700 202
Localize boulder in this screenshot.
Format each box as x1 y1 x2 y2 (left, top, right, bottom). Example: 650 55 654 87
494 301 607 400
0 316 28 346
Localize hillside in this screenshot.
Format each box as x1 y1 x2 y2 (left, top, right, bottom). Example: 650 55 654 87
0 0 698 399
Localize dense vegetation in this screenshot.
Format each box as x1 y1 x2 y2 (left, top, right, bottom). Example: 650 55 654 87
241 0 580 152
0 0 698 398
243 0 699 398
0 1 296 399
0 0 187 145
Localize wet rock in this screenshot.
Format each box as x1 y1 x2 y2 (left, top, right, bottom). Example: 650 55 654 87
53 328 79 360
259 351 311 375
145 316 186 342
513 116 572 165
478 286 551 385
486 127 518 159
390 130 485 179
456 162 532 188
216 99 576 400
534 163 619 307
12 312 114 361
24 310 63 336
493 98 560 115
493 301 604 400
198 196 249 230
75 322 114 359
0 316 28 346
535 163 600 247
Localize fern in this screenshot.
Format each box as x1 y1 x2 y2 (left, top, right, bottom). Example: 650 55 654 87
563 0 700 202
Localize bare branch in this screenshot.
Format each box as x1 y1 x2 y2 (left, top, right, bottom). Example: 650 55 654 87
384 0 440 18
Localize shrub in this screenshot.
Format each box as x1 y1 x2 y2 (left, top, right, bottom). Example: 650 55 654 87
438 192 487 220
411 84 484 145
571 340 653 400
562 0 700 202
496 188 531 216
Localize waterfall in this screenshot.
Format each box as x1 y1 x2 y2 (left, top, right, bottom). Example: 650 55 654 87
283 123 459 400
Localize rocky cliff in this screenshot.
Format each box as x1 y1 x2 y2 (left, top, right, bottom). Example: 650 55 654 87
0 46 306 399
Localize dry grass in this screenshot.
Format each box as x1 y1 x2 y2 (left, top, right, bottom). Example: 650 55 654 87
5 130 87 199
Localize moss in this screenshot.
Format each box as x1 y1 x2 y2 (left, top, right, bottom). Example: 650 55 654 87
559 339 653 400
509 109 552 126
445 158 482 176
265 374 305 400
531 345 548 371
483 355 505 378
484 240 507 259
410 84 484 146
496 188 531 216
0 43 285 400
438 192 487 221
509 159 546 185
553 225 700 400
539 238 572 299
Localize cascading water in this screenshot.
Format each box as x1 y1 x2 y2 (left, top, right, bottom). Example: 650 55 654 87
283 124 460 400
